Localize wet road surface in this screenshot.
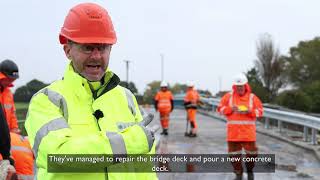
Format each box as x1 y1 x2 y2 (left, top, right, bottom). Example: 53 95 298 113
145 108 320 180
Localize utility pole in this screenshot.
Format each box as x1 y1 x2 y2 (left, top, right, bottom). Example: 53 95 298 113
218 76 222 93
160 54 164 81
124 60 131 88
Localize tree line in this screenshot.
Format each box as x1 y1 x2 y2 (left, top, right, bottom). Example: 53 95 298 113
14 79 212 105
247 34 320 113
14 34 320 113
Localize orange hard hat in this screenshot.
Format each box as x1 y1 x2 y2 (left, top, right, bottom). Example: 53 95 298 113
59 3 117 44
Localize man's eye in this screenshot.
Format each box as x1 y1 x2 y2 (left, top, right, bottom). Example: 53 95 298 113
83 46 93 51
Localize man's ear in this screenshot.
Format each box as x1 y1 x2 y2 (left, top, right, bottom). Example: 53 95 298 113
63 44 72 60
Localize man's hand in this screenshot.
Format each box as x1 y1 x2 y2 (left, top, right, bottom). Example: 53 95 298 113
10 128 21 134
232 106 238 112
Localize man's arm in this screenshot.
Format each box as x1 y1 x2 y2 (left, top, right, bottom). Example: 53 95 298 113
217 93 233 115
249 95 263 118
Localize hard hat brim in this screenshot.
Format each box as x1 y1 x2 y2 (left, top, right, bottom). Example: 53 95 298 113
234 82 246 86
59 34 117 45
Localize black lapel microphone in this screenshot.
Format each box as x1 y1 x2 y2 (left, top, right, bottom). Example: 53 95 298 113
93 109 104 120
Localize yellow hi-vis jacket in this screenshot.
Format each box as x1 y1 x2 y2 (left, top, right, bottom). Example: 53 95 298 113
25 63 157 180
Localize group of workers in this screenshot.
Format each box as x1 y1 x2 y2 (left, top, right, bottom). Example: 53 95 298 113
154 81 200 137
154 73 263 180
0 2 264 180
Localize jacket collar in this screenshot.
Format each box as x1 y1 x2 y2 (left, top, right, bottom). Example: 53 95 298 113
63 62 120 99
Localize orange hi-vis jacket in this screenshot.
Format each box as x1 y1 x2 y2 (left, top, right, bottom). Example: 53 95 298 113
10 132 34 178
154 91 173 114
0 133 34 179
0 73 18 131
217 83 263 142
184 88 200 109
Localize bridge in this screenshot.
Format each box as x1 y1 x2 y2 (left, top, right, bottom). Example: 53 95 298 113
144 97 320 180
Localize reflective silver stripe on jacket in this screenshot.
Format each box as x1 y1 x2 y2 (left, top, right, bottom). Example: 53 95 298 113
227 120 256 125
33 118 69 159
10 146 33 154
220 106 226 114
33 160 38 180
124 88 136 116
3 104 12 109
249 93 254 109
255 109 260 117
117 113 154 131
228 92 233 107
34 88 68 120
117 122 136 131
17 175 34 180
106 132 127 155
140 126 154 151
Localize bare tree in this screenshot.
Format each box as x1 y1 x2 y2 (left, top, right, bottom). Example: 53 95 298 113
255 33 286 102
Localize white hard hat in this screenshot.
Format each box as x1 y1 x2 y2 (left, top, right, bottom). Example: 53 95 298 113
160 81 168 87
187 81 194 87
233 74 248 86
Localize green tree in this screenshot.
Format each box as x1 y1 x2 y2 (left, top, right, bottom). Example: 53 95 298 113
275 90 312 112
285 37 320 88
303 81 320 112
14 79 48 102
246 68 269 102
143 81 161 104
119 81 138 94
171 83 187 94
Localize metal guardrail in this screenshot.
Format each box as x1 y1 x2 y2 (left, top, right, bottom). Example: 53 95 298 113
200 97 320 145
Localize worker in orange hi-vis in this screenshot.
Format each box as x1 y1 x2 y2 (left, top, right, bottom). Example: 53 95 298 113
10 132 34 180
0 132 34 180
0 59 21 134
217 73 263 180
0 133 34 180
154 81 174 135
183 82 200 137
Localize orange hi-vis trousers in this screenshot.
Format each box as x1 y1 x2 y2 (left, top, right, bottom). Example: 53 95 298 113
160 112 170 129
228 141 258 174
187 109 198 130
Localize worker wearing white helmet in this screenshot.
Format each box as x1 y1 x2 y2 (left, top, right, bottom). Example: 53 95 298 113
154 81 174 135
217 73 263 180
184 81 200 137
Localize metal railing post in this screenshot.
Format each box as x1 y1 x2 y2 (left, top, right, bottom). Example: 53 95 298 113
303 126 308 142
311 129 318 145
264 118 270 129
278 120 282 133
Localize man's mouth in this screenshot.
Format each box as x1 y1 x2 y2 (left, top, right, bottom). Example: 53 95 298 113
86 64 101 69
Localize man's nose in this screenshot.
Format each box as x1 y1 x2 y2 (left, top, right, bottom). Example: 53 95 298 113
90 48 102 59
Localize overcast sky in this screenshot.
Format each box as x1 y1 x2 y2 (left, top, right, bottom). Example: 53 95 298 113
1 0 320 94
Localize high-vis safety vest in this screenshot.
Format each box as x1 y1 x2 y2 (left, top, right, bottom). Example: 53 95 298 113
10 133 34 180
154 91 173 113
217 84 263 142
0 73 19 130
25 63 157 180
184 88 200 109
0 133 34 180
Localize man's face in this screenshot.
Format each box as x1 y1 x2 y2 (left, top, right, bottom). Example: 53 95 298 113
236 85 246 96
63 41 112 81
161 87 168 91
0 77 15 88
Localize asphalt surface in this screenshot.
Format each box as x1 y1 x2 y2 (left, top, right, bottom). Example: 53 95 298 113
145 108 320 180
